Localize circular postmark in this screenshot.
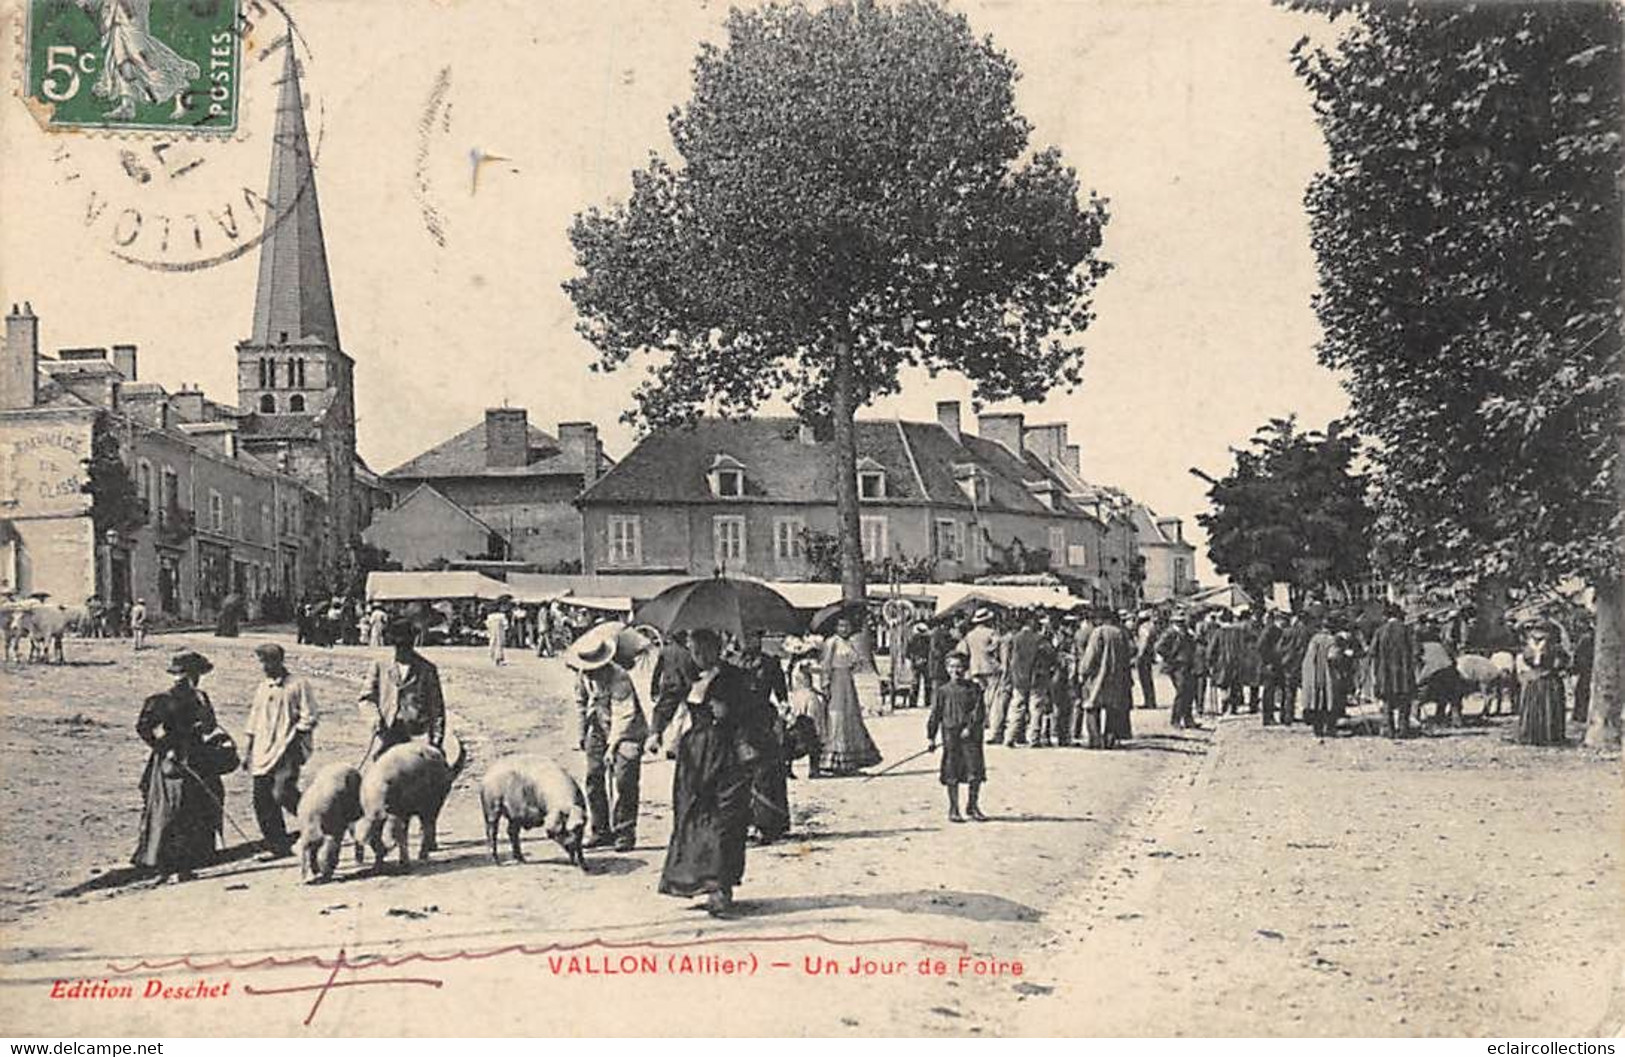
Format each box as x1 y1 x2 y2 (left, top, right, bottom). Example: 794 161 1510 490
20 0 326 272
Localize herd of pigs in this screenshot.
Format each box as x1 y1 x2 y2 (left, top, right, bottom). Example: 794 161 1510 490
299 742 590 884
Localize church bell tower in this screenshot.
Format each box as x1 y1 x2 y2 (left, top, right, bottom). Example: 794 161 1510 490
235 46 357 582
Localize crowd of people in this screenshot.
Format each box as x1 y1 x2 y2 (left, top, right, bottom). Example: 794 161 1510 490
118 590 1597 908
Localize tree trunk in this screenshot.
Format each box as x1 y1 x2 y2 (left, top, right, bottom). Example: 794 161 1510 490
830 337 872 665
1584 579 1622 749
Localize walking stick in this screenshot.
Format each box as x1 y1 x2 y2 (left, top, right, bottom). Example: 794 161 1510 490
860 745 935 783
175 757 258 846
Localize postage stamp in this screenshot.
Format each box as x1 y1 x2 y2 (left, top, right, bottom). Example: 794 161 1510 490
23 0 242 135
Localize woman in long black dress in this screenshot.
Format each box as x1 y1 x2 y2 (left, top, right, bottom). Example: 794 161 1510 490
651 628 771 916
1513 618 1569 746
132 650 224 883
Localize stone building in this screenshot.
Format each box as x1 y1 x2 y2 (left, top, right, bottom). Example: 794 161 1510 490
0 304 325 618
365 408 610 570
1132 503 1199 603
575 403 1143 606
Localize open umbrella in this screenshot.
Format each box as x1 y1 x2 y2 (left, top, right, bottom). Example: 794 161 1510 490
634 578 804 638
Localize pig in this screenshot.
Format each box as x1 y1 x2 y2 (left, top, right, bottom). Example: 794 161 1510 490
478 756 588 869
358 741 464 870
294 762 363 883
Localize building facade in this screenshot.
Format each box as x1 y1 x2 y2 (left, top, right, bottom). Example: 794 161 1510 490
365 407 610 570
576 405 1142 605
1132 503 1199 603
0 306 325 619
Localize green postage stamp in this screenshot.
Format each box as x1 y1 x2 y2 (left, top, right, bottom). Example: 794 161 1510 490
24 0 242 134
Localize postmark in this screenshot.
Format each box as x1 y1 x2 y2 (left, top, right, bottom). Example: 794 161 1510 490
23 0 242 135
25 0 327 272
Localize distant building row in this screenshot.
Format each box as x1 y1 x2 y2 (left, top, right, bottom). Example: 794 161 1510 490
365 401 1197 607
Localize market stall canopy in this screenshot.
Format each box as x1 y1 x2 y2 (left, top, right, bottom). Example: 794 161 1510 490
562 596 634 613
365 571 511 603
930 582 1084 614
634 578 804 637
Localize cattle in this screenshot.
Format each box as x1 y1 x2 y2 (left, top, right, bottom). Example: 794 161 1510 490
477 756 587 868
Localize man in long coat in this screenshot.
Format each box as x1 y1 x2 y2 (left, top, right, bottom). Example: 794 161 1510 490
1156 613 1199 730
1275 611 1313 726
1207 610 1251 715
1370 604 1419 738
1076 608 1135 749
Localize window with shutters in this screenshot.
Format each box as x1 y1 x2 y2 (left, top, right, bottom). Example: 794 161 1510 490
773 517 805 561
860 516 889 562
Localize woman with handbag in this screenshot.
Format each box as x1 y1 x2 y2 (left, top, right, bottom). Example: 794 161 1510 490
132 650 229 883
650 628 768 916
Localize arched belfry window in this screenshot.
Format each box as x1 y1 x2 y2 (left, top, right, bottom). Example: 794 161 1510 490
259 393 276 414
289 394 306 413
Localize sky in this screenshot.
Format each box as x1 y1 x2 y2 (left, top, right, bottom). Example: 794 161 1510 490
0 0 1352 585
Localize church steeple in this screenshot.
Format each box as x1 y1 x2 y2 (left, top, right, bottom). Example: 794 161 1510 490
250 46 338 348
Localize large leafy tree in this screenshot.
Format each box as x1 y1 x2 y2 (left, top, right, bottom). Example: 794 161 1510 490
1196 416 1374 605
565 0 1110 623
1288 1 1624 746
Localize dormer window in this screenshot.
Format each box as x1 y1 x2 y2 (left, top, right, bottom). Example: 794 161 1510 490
953 463 989 505
856 456 887 501
1024 479 1056 511
707 453 746 499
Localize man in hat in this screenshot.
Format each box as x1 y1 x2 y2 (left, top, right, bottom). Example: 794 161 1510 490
358 619 446 762
1208 608 1251 715
1133 609 1162 710
241 642 319 860
485 606 510 667
956 609 1004 744
1156 611 1200 730
905 620 933 710
1275 609 1312 726
129 597 148 651
132 650 224 883
1256 609 1285 725
1002 615 1046 747
1077 607 1134 748
1370 603 1419 738
571 625 648 852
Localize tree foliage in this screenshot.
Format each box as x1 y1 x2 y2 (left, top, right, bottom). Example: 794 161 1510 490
564 0 1110 613
1197 416 1375 603
1287 0 1622 591
82 418 143 537
567 0 1109 423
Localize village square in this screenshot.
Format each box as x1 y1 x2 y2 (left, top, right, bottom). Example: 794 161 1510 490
0 0 1619 1040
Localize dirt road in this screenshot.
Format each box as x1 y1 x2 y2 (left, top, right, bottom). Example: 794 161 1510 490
0 634 1617 1036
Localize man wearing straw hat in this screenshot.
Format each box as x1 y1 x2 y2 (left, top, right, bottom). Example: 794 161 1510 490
956 608 1004 744
569 624 647 852
358 619 446 763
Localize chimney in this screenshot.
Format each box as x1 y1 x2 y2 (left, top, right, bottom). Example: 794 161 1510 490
936 400 961 443
2 302 40 410
558 421 601 486
977 411 1024 456
484 407 529 468
1064 444 1081 475
111 344 137 382
1022 422 1068 466
169 385 205 423
1156 516 1184 544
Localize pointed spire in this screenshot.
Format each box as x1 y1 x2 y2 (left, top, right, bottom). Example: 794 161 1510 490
250 46 339 348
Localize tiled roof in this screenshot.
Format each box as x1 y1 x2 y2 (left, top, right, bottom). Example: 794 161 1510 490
580 415 1097 519
384 422 607 480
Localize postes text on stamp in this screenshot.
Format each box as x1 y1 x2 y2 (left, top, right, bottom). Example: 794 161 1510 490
25 0 242 135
